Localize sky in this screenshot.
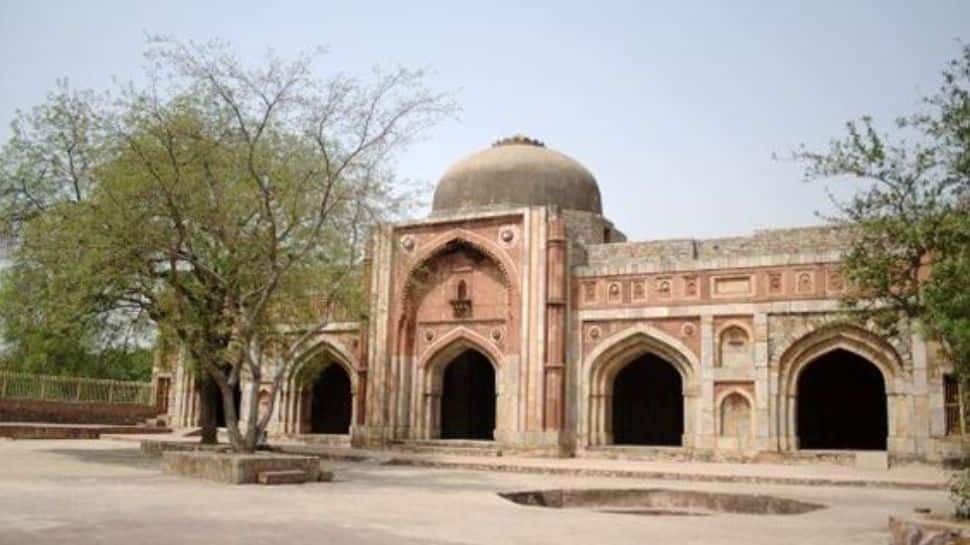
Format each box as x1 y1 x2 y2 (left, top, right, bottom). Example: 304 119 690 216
0 1 967 240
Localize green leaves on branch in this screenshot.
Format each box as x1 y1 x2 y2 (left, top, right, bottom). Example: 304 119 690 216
795 44 970 375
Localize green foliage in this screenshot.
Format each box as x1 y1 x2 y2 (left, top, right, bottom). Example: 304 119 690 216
949 469 970 520
0 226 152 382
796 44 970 377
924 217 970 377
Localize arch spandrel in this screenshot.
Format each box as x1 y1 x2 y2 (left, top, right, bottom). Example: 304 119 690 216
289 337 361 389
777 324 905 396
585 323 699 393
394 227 519 365
417 326 505 374
397 228 519 311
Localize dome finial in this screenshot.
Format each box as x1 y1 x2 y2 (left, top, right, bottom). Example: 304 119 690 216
492 134 545 148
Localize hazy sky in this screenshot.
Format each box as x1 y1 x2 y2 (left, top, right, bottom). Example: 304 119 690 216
1 1 966 240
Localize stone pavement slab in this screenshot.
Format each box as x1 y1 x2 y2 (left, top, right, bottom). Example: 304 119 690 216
0 439 955 545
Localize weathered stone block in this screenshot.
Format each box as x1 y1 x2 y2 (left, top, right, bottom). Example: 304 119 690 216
162 451 320 484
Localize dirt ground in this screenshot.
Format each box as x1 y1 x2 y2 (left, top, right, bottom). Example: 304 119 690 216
0 439 952 545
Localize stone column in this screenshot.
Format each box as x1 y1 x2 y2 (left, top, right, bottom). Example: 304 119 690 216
543 216 567 430
356 244 372 433
364 225 394 446
910 330 931 456
753 312 770 451
697 315 715 450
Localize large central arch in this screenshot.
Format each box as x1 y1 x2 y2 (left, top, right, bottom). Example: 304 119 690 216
393 229 517 443
416 328 505 441
440 349 496 440
584 324 698 447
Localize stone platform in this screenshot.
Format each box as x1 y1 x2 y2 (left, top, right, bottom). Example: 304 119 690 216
161 450 321 484
117 434 953 490
0 422 171 440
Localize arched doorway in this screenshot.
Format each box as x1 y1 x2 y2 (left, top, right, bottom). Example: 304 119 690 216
612 354 683 446
440 349 496 440
310 364 352 434
797 349 887 450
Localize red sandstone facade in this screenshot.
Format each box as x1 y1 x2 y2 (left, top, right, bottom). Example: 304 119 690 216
161 136 965 464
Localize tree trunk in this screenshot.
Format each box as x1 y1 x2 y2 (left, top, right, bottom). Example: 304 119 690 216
197 375 218 444
221 381 249 453
244 376 262 452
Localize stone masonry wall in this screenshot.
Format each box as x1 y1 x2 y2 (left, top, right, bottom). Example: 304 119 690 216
583 225 853 267
0 398 159 425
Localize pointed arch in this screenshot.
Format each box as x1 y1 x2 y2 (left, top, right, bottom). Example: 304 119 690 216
418 326 505 374
776 324 904 451
715 388 756 441
288 337 360 387
282 338 361 435
413 326 504 440
583 323 699 447
716 320 754 368
586 323 698 390
778 324 904 397
399 228 518 308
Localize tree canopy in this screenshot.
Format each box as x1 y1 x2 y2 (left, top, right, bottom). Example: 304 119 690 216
796 44 970 377
0 38 455 451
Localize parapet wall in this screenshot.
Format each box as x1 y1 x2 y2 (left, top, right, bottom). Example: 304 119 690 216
578 225 853 275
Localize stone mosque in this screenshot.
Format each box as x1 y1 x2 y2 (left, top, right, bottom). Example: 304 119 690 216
158 134 964 464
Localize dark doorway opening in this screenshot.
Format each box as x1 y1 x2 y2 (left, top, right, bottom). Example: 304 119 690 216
207 379 241 428
440 349 496 440
310 364 352 434
797 349 887 450
612 354 684 446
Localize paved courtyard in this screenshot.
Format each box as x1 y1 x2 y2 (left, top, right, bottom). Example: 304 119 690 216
0 439 953 545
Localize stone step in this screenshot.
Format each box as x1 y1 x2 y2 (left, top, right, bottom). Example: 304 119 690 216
269 444 947 491
257 469 309 485
294 434 351 447
392 440 502 457
582 446 698 463
584 447 866 467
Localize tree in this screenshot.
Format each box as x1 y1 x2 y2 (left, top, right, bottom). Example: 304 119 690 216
0 82 150 381
0 37 454 452
796 44 970 381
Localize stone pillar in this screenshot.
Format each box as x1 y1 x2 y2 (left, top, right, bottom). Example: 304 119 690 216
362 225 393 446
543 216 567 430
752 313 770 450
356 243 372 432
697 315 715 449
170 347 199 429
910 330 931 456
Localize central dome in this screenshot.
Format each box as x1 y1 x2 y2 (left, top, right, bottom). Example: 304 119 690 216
431 135 602 215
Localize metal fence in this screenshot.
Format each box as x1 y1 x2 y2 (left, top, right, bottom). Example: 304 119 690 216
0 371 154 405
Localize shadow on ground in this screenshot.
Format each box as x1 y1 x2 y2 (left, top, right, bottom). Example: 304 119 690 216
47 448 162 470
